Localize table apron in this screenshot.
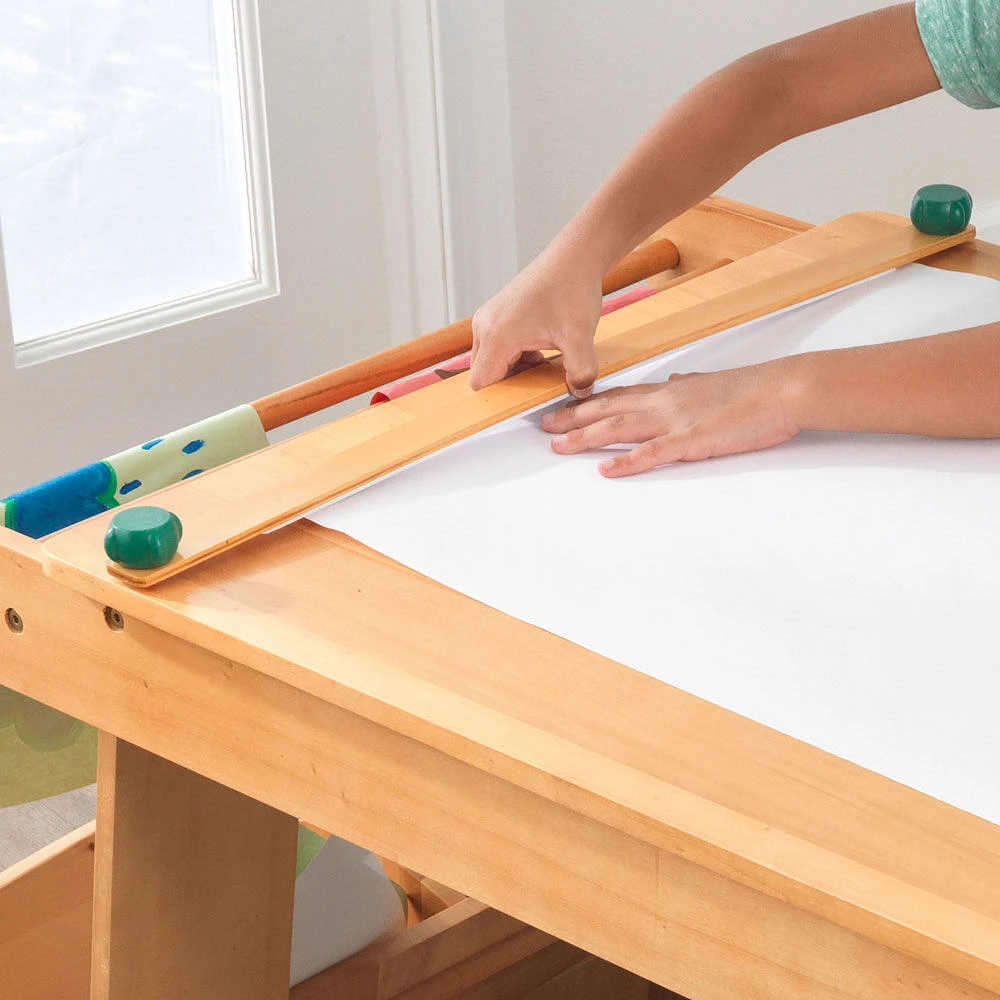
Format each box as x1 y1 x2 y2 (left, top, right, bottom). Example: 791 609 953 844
2 547 998 1000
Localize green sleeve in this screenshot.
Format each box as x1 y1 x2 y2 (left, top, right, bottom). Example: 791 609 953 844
916 0 1000 108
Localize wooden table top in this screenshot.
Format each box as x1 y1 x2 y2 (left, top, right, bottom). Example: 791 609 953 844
5 199 1000 999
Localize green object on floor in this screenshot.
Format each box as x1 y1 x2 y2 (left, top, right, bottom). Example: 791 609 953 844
0 710 98 808
0 403 332 876
14 700 86 752
0 694 325 877
1 405 267 809
296 825 328 878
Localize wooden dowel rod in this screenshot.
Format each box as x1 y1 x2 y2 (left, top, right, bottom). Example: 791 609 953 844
252 238 680 431
599 238 680 295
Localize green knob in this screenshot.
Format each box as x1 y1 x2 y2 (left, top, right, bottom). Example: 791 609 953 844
104 506 183 570
910 184 973 236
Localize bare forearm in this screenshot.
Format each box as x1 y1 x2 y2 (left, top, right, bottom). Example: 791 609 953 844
781 323 1000 438
548 54 794 279
470 3 941 398
548 3 940 281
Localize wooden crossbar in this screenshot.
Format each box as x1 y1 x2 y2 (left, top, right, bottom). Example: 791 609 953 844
251 238 681 431
40 214 973 590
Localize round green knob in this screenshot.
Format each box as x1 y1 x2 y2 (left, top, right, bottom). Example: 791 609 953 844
104 506 183 570
910 184 973 236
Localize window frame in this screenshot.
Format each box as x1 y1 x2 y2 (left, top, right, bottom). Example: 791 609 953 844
2 0 278 369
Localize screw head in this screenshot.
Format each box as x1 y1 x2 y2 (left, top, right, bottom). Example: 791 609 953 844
103 606 125 632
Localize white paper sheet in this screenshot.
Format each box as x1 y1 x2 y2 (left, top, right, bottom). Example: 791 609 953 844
310 264 1000 825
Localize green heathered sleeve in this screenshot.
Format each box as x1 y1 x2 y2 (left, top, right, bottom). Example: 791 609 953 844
916 0 1000 108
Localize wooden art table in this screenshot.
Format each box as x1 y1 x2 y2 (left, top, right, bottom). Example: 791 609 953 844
3 198 1000 1000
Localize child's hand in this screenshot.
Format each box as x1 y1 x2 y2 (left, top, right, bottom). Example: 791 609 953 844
540 360 801 477
469 254 604 399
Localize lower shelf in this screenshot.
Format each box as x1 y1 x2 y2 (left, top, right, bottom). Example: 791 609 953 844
0 821 671 1000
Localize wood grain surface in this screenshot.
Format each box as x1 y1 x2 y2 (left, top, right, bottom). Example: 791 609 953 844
4 200 998 1000
42 213 973 588
252 238 680 432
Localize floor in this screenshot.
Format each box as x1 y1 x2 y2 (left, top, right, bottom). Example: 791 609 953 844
0 783 96 872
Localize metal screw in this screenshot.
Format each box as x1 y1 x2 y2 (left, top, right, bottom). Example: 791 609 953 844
103 607 125 632
4 608 23 633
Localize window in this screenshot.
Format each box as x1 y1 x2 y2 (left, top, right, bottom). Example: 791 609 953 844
0 0 275 365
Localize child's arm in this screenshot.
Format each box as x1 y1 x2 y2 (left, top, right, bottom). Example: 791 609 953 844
468 3 941 397
540 322 1000 477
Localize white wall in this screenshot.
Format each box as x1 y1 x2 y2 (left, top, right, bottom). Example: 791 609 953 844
503 0 1000 263
0 3 391 497
6 1 997 497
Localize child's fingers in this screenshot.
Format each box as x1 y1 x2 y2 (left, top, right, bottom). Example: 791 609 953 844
509 351 546 376
549 411 661 454
598 437 687 477
558 337 599 399
541 385 658 432
468 336 516 390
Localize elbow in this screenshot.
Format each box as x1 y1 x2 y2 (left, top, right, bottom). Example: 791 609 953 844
722 42 826 155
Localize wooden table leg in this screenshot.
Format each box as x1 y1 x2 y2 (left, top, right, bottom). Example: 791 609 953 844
91 733 298 1000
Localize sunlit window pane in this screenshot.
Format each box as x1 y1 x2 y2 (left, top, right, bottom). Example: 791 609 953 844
0 0 253 346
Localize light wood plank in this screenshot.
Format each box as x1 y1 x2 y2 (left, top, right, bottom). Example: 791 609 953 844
3 530 1000 998
25 504 1000 991
418 938 584 1000
650 194 810 281
390 932 574 1000
0 826 539 1000
41 214 973 588
376 903 530 999
251 239 680 431
293 898 549 1000
418 877 466 920
0 820 94 1000
91 734 298 1000
519 954 650 1000
5 205 1000 1000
